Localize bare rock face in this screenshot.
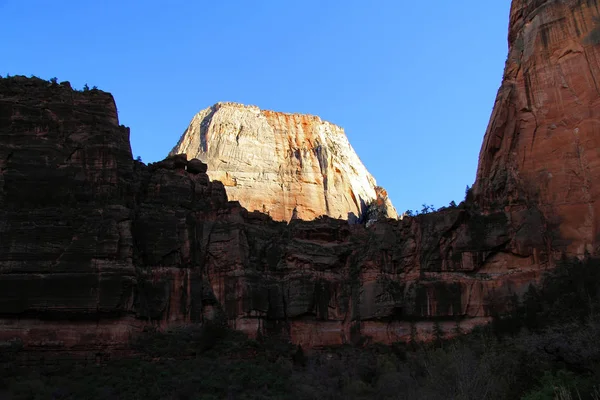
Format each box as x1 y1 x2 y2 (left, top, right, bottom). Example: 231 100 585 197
0 77 549 353
2 0 599 354
0 77 231 354
169 102 398 222
474 0 600 257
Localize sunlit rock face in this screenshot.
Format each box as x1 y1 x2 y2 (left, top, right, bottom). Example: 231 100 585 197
5 0 600 354
474 0 600 257
169 102 398 222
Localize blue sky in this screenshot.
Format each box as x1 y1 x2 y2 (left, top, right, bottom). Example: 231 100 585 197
1 1 511 214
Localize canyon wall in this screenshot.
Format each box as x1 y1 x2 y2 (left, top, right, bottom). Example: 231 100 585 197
170 102 397 222
0 77 547 353
1 0 599 354
474 0 600 257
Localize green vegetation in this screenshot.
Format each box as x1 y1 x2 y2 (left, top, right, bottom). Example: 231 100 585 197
3 257 600 399
403 209 415 217
403 203 437 217
420 204 435 214
402 197 460 218
465 184 474 203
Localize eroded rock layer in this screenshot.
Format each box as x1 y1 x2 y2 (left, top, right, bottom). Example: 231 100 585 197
169 102 398 222
2 0 598 353
0 76 552 354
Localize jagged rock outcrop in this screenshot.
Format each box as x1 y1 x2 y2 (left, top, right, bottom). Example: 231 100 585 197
169 102 398 222
474 0 600 257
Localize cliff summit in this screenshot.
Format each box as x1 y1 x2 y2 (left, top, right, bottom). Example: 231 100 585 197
170 102 398 222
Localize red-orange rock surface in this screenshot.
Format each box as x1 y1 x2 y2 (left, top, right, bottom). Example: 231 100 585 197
1 0 597 354
474 0 600 257
170 102 398 222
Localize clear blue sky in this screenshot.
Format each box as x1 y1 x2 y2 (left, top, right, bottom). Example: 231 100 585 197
1 1 511 214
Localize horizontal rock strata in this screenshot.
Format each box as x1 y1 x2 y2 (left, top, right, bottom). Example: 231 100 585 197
2 0 598 353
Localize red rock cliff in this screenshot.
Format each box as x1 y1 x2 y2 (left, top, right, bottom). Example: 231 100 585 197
474 0 600 257
1 0 595 353
0 77 548 354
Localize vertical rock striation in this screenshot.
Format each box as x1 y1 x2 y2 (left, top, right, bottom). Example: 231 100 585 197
169 102 398 222
474 0 600 257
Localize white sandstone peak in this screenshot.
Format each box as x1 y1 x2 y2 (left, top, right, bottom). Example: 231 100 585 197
170 103 397 222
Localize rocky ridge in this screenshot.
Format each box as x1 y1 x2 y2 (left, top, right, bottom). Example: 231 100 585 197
170 102 398 222
0 76 545 354
1 0 598 355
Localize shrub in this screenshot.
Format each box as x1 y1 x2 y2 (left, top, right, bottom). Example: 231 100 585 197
420 204 435 214
522 370 585 400
465 184 474 202
133 322 229 357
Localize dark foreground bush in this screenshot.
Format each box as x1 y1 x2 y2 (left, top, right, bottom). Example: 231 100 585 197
132 321 230 357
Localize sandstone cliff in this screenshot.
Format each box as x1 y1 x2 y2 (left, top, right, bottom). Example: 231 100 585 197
0 76 548 353
169 102 398 222
0 0 596 354
474 0 600 257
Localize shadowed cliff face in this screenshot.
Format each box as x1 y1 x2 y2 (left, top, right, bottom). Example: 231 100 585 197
474 0 600 257
0 76 553 353
1 0 594 352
